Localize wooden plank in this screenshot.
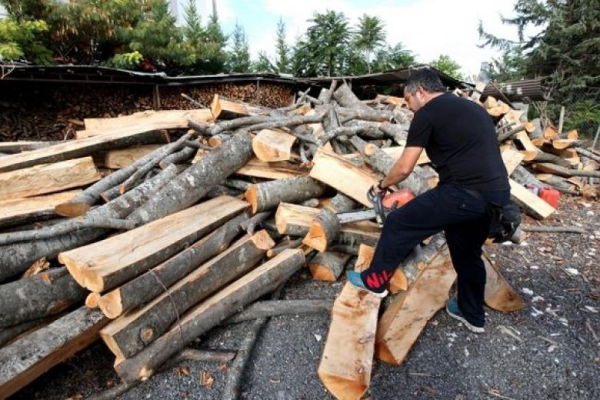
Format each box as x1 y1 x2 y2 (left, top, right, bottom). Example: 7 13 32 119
0 157 100 201
0 307 108 400
509 179 555 219
310 148 380 207
483 253 525 312
376 248 456 365
501 147 526 175
237 158 308 179
380 144 431 165
0 190 81 228
82 109 212 132
59 196 248 293
101 145 162 169
252 129 297 162
0 124 170 172
318 244 381 400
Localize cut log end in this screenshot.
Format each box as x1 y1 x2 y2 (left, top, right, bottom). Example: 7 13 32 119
375 342 400 365
245 186 259 214
99 290 123 319
54 202 91 218
85 292 101 309
250 230 276 251
302 223 329 253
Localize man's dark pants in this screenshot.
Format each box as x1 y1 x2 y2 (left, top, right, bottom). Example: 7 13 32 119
360 183 510 327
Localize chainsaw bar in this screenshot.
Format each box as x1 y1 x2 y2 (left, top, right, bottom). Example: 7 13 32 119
336 208 377 224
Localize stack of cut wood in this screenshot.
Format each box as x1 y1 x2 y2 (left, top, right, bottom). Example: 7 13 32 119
1 81 582 399
0 82 292 142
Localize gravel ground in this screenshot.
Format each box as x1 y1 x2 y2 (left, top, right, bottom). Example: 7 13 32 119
12 195 600 400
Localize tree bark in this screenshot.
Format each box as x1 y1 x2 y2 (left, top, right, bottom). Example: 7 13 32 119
128 132 254 226
115 249 305 383
333 84 370 111
308 252 351 281
98 213 248 319
100 231 274 361
302 208 341 252
224 299 333 324
0 166 178 283
244 176 326 214
0 268 86 328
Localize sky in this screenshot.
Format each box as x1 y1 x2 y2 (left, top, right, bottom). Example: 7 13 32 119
175 0 531 78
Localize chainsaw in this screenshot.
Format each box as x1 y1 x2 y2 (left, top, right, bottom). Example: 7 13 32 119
337 187 415 227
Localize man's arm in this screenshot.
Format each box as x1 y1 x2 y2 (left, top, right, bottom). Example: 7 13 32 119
380 146 424 188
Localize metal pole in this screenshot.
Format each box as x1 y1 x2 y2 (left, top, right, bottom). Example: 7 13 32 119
592 122 600 150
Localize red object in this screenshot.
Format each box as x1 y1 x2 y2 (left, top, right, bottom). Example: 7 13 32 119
539 187 561 208
382 188 415 209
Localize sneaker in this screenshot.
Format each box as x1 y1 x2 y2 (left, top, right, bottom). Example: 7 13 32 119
445 299 485 333
346 271 388 298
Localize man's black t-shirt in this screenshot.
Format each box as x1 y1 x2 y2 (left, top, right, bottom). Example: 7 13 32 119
406 93 510 191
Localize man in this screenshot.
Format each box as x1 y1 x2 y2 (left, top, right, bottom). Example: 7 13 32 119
347 68 510 333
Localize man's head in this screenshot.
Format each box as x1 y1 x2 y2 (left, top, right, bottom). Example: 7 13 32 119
403 68 445 112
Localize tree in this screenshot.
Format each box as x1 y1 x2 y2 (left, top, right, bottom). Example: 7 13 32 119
253 51 275 73
227 22 250 72
430 54 464 80
201 5 228 73
293 10 351 77
486 47 527 82
183 0 203 46
274 18 290 74
354 14 386 74
0 18 53 64
372 42 416 72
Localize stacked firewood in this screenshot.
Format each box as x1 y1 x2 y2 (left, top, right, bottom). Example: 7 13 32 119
0 82 292 142
1 81 588 399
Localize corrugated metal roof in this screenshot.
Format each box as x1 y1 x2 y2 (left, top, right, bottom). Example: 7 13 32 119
483 78 548 101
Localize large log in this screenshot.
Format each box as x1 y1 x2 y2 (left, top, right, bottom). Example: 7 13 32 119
533 162 600 178
0 157 101 201
100 231 274 362
99 213 249 319
0 166 178 283
237 158 309 179
376 248 456 365
0 190 81 228
511 165 545 187
115 249 305 383
0 124 171 172
0 267 86 328
275 203 380 246
483 254 525 312
127 132 254 225
333 84 371 111
0 307 109 400
245 176 326 214
320 193 358 213
318 244 381 400
348 136 436 196
211 95 265 120
60 196 248 293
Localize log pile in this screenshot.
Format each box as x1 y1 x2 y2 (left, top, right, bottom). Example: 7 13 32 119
0 82 292 141
2 82 591 399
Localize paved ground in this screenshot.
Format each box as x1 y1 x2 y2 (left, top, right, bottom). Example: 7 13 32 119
13 195 600 400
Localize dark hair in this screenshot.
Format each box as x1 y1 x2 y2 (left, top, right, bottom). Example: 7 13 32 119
404 68 444 94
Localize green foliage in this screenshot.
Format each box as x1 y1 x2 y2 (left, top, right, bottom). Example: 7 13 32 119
108 50 143 69
293 10 351 77
0 18 52 64
372 42 416 72
354 14 386 74
200 8 229 74
486 47 528 82
227 22 250 73
430 54 464 80
563 100 600 136
274 18 290 74
253 50 275 73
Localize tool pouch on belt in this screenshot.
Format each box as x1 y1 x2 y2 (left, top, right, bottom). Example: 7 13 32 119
486 201 521 243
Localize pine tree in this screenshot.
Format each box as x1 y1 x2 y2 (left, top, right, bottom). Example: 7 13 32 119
227 22 250 72
202 4 228 73
253 51 275 73
274 18 290 74
183 0 203 46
